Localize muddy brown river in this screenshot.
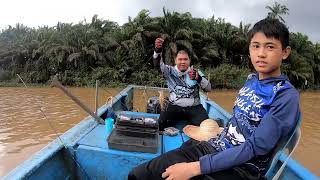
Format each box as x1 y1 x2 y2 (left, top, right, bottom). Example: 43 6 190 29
0 87 319 177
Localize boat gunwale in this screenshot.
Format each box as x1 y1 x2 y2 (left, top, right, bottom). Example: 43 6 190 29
3 85 134 179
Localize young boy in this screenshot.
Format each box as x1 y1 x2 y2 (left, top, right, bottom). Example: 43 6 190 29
128 18 300 180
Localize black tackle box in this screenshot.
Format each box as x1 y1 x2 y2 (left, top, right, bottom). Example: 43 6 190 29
107 113 159 153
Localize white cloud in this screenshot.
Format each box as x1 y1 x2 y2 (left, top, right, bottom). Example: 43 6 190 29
0 0 319 42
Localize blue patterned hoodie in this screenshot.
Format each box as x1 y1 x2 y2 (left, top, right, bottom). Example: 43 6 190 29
200 73 300 174
154 52 211 107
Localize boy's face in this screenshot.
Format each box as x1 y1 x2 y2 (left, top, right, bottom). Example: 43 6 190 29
175 53 191 72
249 32 291 80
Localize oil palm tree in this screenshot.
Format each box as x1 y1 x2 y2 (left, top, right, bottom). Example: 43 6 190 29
266 2 289 23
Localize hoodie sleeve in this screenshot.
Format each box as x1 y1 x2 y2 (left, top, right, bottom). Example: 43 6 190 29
197 70 211 92
199 88 300 174
153 51 172 77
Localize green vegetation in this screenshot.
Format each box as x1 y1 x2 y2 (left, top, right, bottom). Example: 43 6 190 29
0 3 319 89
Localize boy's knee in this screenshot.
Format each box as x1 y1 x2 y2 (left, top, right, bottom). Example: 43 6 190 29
128 167 139 180
128 171 137 180
128 164 148 180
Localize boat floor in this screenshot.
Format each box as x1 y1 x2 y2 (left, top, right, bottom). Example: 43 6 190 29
75 111 191 179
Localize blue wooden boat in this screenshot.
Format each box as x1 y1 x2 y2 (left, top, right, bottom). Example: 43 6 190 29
3 85 318 180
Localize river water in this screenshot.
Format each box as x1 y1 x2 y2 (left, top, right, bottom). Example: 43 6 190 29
0 87 319 177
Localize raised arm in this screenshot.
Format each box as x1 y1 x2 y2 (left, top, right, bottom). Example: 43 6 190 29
153 38 172 77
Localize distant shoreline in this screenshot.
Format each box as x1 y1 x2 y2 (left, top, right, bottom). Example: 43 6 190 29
1 82 319 91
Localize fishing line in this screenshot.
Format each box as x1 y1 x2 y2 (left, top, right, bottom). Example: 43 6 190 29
17 74 91 180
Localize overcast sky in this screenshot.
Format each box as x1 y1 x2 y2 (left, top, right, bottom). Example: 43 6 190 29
0 0 319 43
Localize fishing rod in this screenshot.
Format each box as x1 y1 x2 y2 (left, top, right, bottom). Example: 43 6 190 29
87 66 156 112
17 74 91 180
50 76 104 124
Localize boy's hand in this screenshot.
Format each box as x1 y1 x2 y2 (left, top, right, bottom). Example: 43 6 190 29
161 162 201 180
155 38 164 53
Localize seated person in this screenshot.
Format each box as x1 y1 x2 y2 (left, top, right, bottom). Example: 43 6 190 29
128 18 300 180
153 38 212 131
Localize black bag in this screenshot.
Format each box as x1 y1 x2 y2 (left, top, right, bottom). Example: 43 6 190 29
146 96 161 114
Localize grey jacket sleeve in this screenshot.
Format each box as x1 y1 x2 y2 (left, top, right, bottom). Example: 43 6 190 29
198 70 212 92
153 51 171 77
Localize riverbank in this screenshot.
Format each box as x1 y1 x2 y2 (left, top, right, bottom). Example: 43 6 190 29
1 81 319 91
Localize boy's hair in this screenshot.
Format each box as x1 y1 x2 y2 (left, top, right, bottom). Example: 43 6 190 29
248 18 289 49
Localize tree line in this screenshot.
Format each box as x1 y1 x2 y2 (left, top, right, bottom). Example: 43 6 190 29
0 3 319 89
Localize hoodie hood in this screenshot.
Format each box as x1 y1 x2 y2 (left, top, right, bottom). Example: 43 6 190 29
251 73 289 84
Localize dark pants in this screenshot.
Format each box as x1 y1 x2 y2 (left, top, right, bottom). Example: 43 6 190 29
128 139 262 180
159 103 209 131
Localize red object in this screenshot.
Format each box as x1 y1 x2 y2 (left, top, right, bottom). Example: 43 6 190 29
155 38 164 49
189 68 198 80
